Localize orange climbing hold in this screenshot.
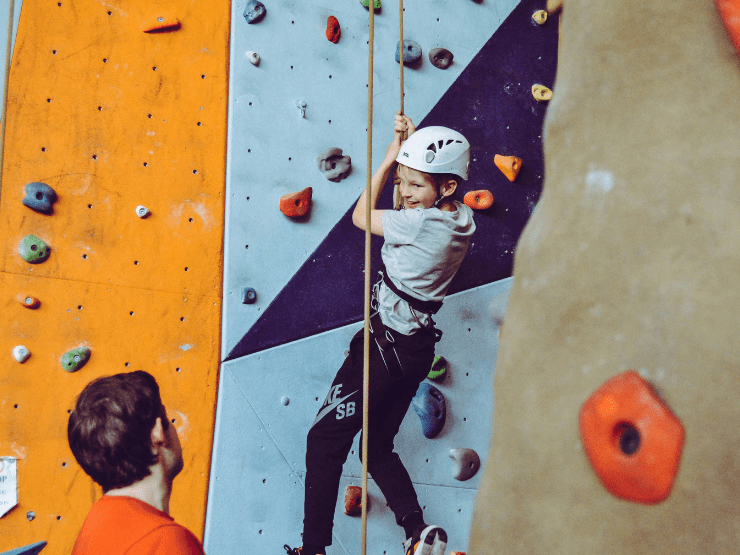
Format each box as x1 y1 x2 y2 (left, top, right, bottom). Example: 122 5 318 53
464 190 494 210
279 187 312 218
579 370 685 504
344 485 366 516
715 0 740 57
494 154 522 182
142 15 181 33
16 294 40 309
326 16 341 43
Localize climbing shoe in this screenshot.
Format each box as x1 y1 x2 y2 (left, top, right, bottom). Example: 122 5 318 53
403 525 447 555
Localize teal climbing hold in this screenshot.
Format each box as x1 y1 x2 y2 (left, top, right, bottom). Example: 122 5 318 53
412 382 446 439
243 0 266 23
19 235 51 264
427 355 447 381
449 448 481 481
61 346 91 373
22 182 57 214
395 40 422 65
0 541 48 555
360 0 381 10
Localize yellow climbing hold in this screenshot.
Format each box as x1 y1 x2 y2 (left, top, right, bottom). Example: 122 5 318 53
532 10 547 25
532 84 553 102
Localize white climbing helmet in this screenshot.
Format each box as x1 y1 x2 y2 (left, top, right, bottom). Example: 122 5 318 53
396 126 470 181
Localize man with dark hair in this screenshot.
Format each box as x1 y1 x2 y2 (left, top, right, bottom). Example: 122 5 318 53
68 371 205 554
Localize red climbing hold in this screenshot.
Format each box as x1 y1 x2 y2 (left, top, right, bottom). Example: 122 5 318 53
494 154 522 182
344 485 366 516
326 16 341 43
579 370 685 504
17 294 40 309
715 0 740 57
279 187 312 218
464 190 494 210
142 15 181 33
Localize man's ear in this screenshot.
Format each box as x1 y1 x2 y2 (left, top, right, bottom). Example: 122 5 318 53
150 417 165 455
440 179 458 198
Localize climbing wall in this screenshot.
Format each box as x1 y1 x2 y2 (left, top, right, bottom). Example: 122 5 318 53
208 1 557 554
0 1 229 553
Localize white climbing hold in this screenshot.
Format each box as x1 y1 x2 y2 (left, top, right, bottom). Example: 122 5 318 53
246 51 260 65
296 100 307 118
449 448 480 481
13 346 30 363
136 205 151 218
281 396 290 406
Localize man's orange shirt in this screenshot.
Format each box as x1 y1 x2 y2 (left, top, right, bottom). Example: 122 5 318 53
71 496 205 555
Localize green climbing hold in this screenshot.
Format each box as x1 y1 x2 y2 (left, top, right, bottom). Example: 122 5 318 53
360 0 381 9
428 355 447 381
19 235 51 264
61 347 91 373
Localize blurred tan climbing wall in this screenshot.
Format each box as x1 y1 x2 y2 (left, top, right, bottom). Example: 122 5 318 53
0 0 229 552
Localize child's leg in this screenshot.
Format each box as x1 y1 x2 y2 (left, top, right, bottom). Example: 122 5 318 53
362 329 436 530
303 331 365 549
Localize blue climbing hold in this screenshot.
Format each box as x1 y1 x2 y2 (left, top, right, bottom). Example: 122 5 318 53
395 40 422 65
412 383 446 439
0 541 48 555
241 287 257 304
22 182 57 214
243 0 266 23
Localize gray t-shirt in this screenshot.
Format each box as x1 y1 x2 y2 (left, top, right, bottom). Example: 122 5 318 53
378 201 475 335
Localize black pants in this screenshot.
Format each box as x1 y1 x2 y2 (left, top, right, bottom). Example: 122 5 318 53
303 326 436 547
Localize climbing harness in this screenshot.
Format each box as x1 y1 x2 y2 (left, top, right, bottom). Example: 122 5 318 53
368 265 443 379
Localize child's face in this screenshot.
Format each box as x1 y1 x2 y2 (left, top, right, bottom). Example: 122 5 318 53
397 164 439 209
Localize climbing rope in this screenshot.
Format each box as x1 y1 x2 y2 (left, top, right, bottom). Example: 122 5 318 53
361 3 405 555
0 0 16 205
360 3 375 555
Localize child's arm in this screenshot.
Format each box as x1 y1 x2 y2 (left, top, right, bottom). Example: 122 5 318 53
352 113 415 236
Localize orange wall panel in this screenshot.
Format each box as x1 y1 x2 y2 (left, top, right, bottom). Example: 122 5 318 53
0 0 229 552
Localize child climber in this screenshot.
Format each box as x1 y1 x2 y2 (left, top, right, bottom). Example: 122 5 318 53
286 112 475 555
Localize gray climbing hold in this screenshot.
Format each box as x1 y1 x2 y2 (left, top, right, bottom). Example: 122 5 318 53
395 40 422 65
61 346 91 373
13 346 30 363
22 182 57 215
19 235 51 264
449 448 481 481
0 541 48 555
25 511 36 522
360 0 381 9
428 48 454 70
243 0 266 23
241 287 257 304
316 148 352 182
136 205 151 218
412 383 446 439
246 51 260 65
296 99 307 118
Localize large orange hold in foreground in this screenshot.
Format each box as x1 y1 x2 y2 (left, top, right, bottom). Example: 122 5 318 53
280 187 313 217
579 370 685 504
715 0 740 57
464 189 494 210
